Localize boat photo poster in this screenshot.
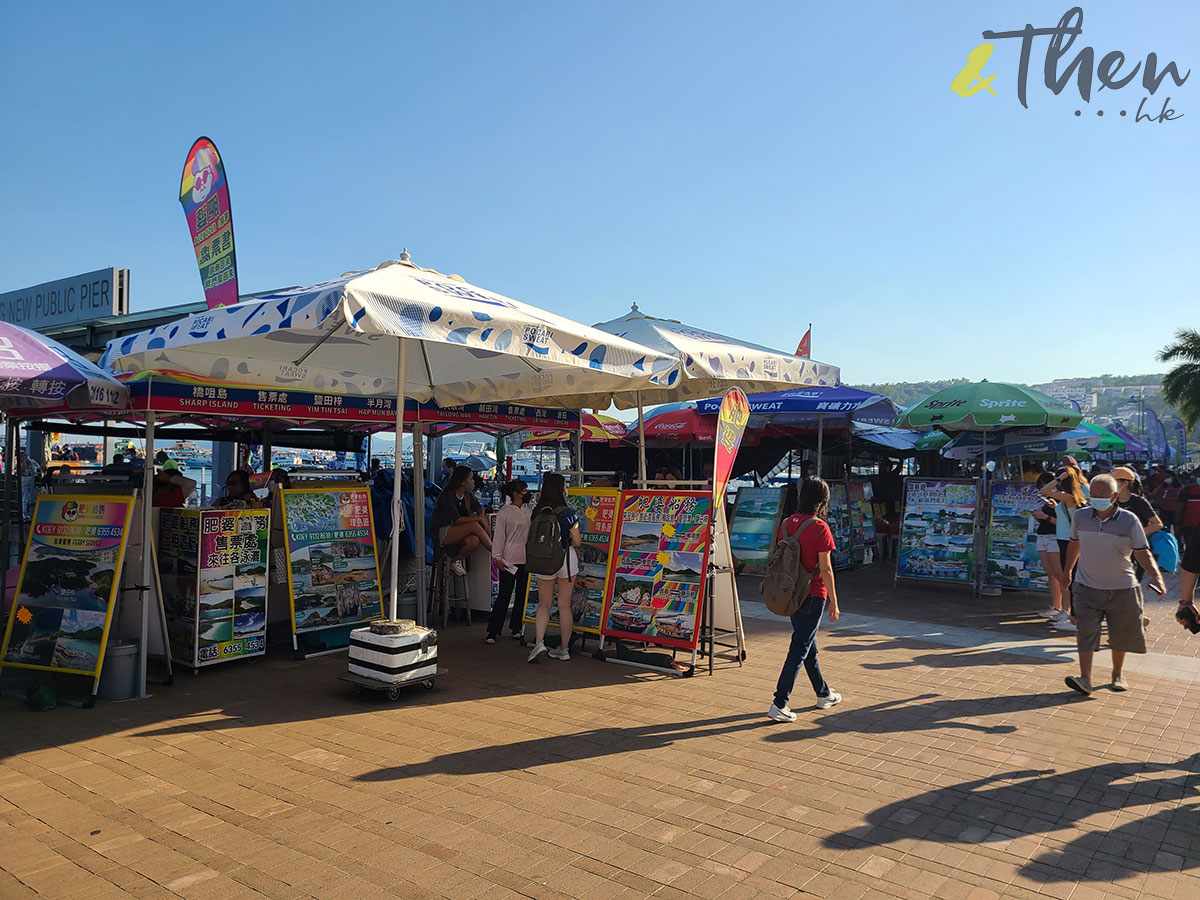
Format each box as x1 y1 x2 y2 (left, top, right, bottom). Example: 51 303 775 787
985 481 1049 592
727 485 786 577
896 478 979 585
601 491 712 651
281 487 382 634
524 488 620 636
1 494 135 682
196 509 270 664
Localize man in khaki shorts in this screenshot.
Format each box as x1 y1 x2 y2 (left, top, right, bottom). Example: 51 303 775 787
1063 474 1166 695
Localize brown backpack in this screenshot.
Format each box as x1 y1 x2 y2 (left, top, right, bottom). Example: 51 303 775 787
762 517 818 617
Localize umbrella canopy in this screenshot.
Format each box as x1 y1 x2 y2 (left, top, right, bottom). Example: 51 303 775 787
941 424 1122 461
592 304 839 408
894 381 1082 432
1077 422 1126 452
462 452 497 472
1106 422 1150 460
850 422 925 453
696 385 895 428
523 411 629 446
914 430 951 451
0 322 129 412
101 259 681 408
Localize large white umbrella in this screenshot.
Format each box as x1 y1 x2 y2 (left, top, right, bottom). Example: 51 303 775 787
102 257 681 690
592 304 841 481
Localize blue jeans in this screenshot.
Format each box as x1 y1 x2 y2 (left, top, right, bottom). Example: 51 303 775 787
773 595 831 708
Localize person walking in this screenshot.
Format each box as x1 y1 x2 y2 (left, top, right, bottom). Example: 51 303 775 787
767 477 842 723
1062 474 1165 695
487 479 531 644
526 473 581 663
1041 465 1088 632
1030 473 1067 621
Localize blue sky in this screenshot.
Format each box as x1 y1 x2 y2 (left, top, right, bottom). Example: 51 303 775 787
1 2 1195 386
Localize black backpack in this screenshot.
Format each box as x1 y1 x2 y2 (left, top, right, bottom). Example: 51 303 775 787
526 504 568 576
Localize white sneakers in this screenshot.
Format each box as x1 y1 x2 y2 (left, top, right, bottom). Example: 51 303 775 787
1038 608 1062 618
527 642 570 662
767 704 797 722
767 691 843 721
527 642 547 663
450 559 467 577
816 691 843 709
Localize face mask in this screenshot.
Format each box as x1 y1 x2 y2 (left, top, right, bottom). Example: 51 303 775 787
1091 497 1113 511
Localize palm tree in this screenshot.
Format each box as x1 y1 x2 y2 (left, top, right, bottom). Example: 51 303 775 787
1158 329 1200 430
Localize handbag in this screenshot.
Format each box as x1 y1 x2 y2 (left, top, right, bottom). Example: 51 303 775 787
1149 529 1179 573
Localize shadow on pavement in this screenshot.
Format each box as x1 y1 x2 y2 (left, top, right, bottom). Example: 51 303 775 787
822 633 1071 669
823 754 1200 882
761 691 1081 738
354 713 768 782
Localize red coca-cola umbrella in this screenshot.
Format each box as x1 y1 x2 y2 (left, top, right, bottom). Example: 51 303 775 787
630 405 760 446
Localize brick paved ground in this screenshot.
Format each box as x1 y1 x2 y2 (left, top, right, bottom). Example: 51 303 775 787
3 565 1200 900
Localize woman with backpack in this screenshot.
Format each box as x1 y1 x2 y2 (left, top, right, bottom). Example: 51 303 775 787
525 473 581 663
486 479 532 644
767 477 842 723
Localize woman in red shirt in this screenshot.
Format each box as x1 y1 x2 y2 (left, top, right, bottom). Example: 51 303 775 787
768 477 842 723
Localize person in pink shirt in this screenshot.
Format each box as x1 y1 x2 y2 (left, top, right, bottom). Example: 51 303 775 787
486 479 532 644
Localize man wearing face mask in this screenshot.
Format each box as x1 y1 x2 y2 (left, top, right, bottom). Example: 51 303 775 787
1063 474 1165 696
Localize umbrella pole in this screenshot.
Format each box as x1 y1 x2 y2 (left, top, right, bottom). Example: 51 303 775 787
572 429 583 486
636 392 647 487
412 419 426 626
1 417 11 604
389 338 409 622
816 414 825 478
138 412 155 699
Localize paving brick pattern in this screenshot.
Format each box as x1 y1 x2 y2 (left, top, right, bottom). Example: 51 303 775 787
3 565 1200 899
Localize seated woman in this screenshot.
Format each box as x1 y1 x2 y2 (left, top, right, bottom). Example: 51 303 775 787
431 465 492 575
211 470 263 509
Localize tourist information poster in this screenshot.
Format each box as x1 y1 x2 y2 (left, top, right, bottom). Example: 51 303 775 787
728 485 786 576
524 488 620 636
280 487 382 634
828 483 854 570
896 479 979 584
848 482 877 551
1 495 135 683
158 508 270 667
985 481 1049 591
601 491 712 650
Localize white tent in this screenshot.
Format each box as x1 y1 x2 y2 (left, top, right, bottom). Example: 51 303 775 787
592 304 841 481
102 257 681 691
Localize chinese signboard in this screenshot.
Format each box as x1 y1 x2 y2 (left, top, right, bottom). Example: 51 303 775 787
601 491 712 651
180 137 239 309
158 508 270 667
1 495 135 684
280 488 382 634
524 488 620 636
897 478 979 584
985 481 1049 591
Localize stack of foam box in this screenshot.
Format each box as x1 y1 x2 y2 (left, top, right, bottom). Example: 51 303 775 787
348 620 437 683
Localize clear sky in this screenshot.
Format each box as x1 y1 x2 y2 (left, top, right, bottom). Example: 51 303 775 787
2 2 1195 386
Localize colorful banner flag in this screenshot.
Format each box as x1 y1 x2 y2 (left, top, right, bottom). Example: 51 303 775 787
712 388 750 512
1145 408 1169 464
1174 417 1188 464
795 325 811 358
179 137 239 309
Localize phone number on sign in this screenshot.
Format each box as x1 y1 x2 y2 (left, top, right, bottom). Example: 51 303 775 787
197 636 265 663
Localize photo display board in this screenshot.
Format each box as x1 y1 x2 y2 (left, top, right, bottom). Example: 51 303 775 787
158 508 270 667
524 488 621 635
848 482 877 549
728 485 786 576
601 491 712 650
896 478 979 584
280 487 382 634
827 483 853 570
985 481 1049 591
1 494 135 683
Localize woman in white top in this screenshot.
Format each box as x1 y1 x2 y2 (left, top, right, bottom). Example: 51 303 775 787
486 479 532 643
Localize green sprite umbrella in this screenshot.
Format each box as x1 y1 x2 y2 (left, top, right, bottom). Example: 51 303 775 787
913 430 951 451
893 381 1083 432
1077 422 1125 452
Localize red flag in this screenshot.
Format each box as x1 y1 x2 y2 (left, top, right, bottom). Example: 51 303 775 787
795 326 811 358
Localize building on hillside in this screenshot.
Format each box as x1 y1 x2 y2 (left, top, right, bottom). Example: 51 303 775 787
1032 380 1095 413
